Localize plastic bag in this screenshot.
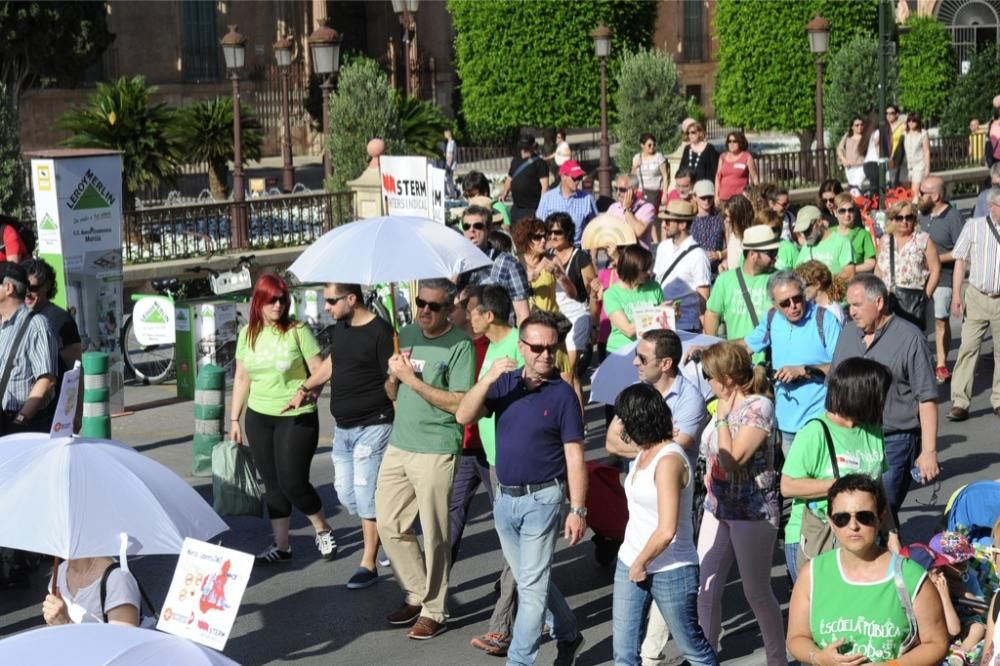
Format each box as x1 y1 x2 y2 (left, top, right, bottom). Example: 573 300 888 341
212 440 263 517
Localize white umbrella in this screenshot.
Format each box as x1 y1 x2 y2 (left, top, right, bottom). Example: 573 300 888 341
288 215 492 284
589 332 723 405
0 624 241 665
0 434 228 560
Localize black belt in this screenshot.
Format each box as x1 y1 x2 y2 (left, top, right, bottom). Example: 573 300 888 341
497 479 562 498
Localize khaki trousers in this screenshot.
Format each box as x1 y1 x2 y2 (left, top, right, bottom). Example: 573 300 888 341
951 286 1000 410
375 445 457 623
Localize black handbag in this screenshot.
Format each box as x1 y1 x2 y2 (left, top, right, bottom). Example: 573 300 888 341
887 235 928 329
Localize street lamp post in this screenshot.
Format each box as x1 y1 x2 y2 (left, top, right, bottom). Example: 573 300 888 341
221 24 248 249
806 14 830 183
308 19 343 182
391 0 420 97
591 23 613 199
274 33 295 193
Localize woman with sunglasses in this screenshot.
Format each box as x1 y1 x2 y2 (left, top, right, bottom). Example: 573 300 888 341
787 474 949 666
696 342 786 665
714 131 758 206
603 244 664 354
230 274 336 564
631 133 670 207
512 216 565 315
832 192 877 273
680 122 720 184
874 201 941 328
779 357 893 581
903 112 932 201
836 116 872 194
816 179 844 229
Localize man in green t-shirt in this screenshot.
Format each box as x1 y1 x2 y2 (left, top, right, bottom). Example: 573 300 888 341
793 205 856 280
376 279 474 640
705 225 780 354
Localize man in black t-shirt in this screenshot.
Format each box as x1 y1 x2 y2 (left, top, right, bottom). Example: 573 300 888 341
302 283 395 590
500 134 549 225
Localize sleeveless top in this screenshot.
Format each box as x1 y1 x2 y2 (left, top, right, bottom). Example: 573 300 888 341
555 248 590 322
619 442 698 573
717 151 751 201
810 550 926 663
876 231 930 290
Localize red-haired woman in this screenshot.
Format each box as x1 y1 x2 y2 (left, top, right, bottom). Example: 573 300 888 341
229 274 335 564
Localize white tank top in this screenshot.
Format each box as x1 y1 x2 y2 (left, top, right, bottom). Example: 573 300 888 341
618 442 698 573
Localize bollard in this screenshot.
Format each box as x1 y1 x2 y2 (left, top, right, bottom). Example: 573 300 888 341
81 351 111 438
193 364 225 477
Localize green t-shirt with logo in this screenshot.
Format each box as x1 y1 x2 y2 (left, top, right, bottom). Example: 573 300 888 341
390 324 475 455
795 234 855 275
478 328 525 465
236 324 321 416
776 239 799 271
603 279 665 353
782 415 886 544
706 268 771 363
842 225 876 265
810 550 925 663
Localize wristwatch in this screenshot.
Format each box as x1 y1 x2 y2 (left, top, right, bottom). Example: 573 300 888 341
569 506 588 518
13 413 26 425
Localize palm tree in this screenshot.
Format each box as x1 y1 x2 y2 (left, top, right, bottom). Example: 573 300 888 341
173 97 263 200
57 76 180 208
397 94 450 160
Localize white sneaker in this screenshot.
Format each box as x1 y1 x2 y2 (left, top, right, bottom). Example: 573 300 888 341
316 530 337 561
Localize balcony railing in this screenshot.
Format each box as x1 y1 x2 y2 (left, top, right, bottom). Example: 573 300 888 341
123 191 356 264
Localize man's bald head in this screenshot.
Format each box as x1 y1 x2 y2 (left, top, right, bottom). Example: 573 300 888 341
923 176 944 197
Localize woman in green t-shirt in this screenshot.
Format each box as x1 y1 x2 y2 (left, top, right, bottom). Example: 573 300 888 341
788 474 949 666
229 274 335 565
780 357 893 581
603 244 664 353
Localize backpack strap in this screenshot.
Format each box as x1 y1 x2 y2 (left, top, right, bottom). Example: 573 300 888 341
813 418 839 478
100 562 159 622
891 554 919 654
655 243 701 284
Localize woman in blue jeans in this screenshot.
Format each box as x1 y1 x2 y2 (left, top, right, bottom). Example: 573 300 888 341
611 383 718 666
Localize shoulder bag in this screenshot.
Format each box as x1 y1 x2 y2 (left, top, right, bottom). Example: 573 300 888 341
734 268 761 328
887 234 929 328
796 419 840 570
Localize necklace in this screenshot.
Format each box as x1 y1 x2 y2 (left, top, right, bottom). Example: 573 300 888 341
686 145 703 171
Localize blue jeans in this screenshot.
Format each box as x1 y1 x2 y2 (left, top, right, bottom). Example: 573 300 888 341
784 542 799 584
493 481 578 666
780 430 796 458
612 560 718 666
882 429 920 527
331 423 391 519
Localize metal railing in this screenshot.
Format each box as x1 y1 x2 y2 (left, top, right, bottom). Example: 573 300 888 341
123 191 356 264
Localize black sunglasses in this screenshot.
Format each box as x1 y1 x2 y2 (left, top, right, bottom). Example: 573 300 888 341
521 341 558 355
615 187 631 193
702 368 712 381
759 249 779 259
636 352 654 365
462 222 487 232
547 228 565 236
821 196 836 203
415 297 448 312
778 294 804 309
837 207 855 214
325 295 348 306
26 284 41 294
894 214 917 223
268 295 287 305
531 233 546 241
829 510 878 528
698 195 714 201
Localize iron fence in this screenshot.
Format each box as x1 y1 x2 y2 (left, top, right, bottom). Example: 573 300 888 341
123 191 355 264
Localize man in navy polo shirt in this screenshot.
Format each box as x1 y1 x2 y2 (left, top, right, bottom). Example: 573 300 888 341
456 311 587 666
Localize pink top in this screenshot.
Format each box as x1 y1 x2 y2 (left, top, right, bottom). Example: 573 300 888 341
990 120 1000 161
607 199 657 249
717 151 751 201
597 267 619 344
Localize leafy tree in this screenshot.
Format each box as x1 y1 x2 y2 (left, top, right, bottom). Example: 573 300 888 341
823 34 898 151
448 0 656 141
326 58 403 191
898 16 954 123
174 98 264 200
714 0 878 146
57 76 180 208
0 1 114 111
397 95 451 160
613 49 686 173
0 83 27 218
940 44 1000 137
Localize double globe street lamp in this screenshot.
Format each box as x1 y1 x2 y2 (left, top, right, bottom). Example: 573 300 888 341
806 14 831 183
591 23 613 199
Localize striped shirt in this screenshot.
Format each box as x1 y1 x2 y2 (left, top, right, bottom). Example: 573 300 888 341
952 215 1000 295
535 188 598 246
0 304 58 411
459 246 531 303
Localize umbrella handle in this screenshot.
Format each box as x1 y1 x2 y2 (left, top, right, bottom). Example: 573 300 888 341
51 557 60 597
388 282 400 354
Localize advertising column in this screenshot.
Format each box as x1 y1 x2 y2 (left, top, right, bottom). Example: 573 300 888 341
29 149 125 415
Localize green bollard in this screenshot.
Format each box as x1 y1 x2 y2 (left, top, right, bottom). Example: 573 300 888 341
193 364 225 477
81 351 111 438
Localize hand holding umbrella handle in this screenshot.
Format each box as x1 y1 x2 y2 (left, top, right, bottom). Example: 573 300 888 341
51 557 61 597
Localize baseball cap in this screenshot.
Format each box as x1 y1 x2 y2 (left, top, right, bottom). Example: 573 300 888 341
793 205 823 233
0 261 27 288
741 225 781 251
692 180 715 198
929 531 975 565
657 199 696 221
559 160 585 178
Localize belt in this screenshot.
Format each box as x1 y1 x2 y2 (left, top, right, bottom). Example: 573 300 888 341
497 479 561 498
972 286 1000 298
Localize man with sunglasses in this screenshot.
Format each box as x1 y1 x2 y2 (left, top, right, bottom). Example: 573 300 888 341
652 199 711 332
457 205 531 325
376 278 475 640
456 311 588 666
535 160 598 247
793 205 855 280
607 173 656 248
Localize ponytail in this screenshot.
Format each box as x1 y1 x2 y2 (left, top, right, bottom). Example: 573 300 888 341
744 364 773 400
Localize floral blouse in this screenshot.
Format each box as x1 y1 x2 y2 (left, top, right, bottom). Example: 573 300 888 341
701 394 779 526
876 230 930 290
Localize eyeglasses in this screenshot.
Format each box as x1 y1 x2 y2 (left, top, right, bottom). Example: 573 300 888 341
727 139 739 144
636 352 657 365
26 284 41 294
894 214 917 223
462 221 486 232
821 196 836 203
268 296 286 305
702 368 712 381
571 175 584 182
829 510 878 528
415 297 449 312
645 142 656 148
531 233 546 241
521 341 558 355
837 207 855 214
547 228 565 236
686 129 700 135
615 187 631 193
760 249 779 259
771 200 789 208
778 294 804 309
698 195 713 201
325 295 347 306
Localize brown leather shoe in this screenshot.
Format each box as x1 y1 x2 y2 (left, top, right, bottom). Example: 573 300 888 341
407 616 447 640
994 406 1000 418
386 602 421 626
947 406 970 422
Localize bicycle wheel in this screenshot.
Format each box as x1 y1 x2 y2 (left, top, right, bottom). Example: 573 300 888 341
121 314 175 385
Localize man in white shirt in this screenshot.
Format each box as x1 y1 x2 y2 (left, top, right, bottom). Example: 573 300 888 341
652 199 711 332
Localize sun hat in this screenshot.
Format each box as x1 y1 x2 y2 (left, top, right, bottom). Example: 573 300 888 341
657 199 696 221
793 205 823 233
741 225 781 251
929 531 975 564
466 196 504 223
692 180 715 198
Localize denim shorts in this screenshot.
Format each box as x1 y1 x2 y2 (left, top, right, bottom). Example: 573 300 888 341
331 422 391 520
932 286 953 320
